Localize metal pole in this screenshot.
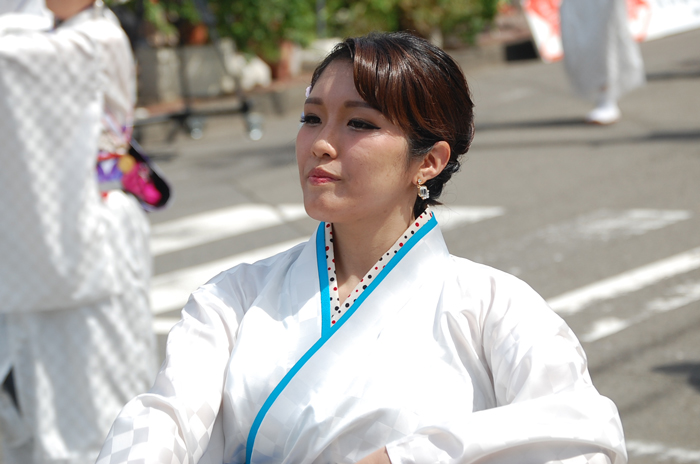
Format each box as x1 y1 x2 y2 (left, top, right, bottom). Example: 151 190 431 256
316 0 326 38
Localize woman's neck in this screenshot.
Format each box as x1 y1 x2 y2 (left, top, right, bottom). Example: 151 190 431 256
331 206 414 299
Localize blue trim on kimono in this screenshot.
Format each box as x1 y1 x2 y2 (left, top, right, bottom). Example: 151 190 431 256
245 216 438 464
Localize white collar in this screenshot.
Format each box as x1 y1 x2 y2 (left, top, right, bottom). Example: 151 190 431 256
0 11 52 34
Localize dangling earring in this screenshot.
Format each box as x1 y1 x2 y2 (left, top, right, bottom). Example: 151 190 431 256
417 179 429 200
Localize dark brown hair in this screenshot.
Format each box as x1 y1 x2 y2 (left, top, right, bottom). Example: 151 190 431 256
310 31 475 217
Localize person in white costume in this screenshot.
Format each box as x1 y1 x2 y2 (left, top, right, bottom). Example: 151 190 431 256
560 0 646 124
97 32 627 464
0 1 156 463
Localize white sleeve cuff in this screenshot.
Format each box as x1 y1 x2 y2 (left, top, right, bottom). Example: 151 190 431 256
386 434 448 464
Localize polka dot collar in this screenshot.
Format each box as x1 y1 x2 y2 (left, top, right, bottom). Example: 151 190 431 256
325 208 434 325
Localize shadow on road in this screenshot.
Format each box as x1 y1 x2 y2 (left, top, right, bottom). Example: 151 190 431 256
476 118 587 131
646 70 700 81
653 363 700 393
472 129 700 151
647 130 700 142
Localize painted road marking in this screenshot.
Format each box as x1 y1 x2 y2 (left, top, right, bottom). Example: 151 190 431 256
149 205 505 333
547 246 700 316
151 204 308 256
627 440 700 463
150 204 504 257
538 209 691 243
474 209 691 276
153 317 181 335
433 206 505 231
580 280 700 342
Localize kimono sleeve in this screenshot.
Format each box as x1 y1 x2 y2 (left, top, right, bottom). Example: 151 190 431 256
95 269 248 464
385 269 627 464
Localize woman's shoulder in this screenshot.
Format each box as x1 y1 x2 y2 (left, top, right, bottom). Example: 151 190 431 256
446 255 559 325
208 240 307 285
191 241 308 308
448 255 537 295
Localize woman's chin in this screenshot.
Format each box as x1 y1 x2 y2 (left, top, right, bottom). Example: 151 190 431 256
302 198 346 224
302 200 326 222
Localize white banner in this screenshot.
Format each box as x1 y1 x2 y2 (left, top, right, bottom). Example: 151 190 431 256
522 0 700 62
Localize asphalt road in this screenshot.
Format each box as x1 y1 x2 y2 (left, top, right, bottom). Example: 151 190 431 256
139 29 700 463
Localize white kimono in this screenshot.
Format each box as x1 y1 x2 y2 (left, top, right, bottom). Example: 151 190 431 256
97 215 627 464
0 3 155 463
560 0 645 102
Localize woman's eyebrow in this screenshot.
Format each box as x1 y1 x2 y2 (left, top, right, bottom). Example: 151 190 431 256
304 98 373 109
344 100 373 109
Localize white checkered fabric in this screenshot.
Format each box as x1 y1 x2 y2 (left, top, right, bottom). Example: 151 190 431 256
98 225 627 464
0 4 138 315
0 4 155 464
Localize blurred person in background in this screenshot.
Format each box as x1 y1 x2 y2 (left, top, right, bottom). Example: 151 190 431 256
560 0 646 124
0 0 156 463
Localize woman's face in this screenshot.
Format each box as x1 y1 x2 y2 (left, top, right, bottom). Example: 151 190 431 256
296 60 418 225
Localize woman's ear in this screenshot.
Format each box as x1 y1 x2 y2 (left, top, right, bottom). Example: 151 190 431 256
415 141 450 183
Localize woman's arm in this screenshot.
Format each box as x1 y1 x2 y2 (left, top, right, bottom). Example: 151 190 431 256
356 447 391 464
381 272 627 464
96 275 245 464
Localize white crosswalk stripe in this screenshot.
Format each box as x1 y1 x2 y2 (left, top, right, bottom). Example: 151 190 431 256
150 204 308 256
579 280 700 342
547 246 700 316
538 209 691 243
626 440 700 463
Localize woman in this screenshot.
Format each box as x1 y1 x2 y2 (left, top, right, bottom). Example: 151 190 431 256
97 32 626 464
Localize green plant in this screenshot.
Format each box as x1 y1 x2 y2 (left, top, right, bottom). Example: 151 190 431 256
324 0 501 46
212 0 317 63
105 0 201 44
324 0 400 37
107 0 503 60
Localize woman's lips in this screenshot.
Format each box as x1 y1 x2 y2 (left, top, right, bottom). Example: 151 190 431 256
308 168 338 185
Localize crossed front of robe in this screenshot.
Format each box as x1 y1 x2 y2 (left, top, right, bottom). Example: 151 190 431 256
98 215 627 464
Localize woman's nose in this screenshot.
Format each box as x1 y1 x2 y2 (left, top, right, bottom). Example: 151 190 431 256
311 127 338 159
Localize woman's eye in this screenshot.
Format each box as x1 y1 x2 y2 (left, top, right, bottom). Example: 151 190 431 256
348 119 379 130
300 114 321 125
